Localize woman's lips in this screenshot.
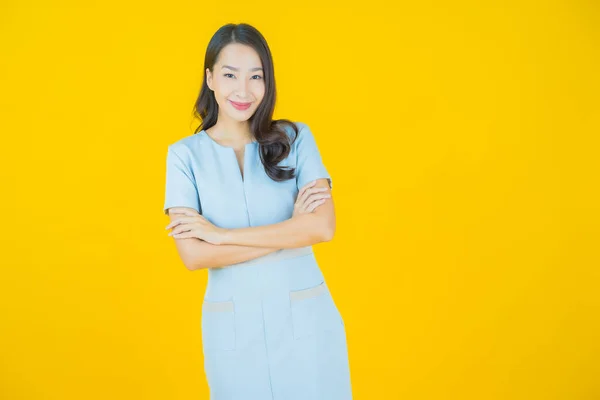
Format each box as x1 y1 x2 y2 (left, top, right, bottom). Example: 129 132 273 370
230 100 252 110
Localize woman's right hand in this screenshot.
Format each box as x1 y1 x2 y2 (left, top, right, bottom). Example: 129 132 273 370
292 180 331 217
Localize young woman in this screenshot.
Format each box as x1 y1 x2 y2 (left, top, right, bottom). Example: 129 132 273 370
163 23 352 399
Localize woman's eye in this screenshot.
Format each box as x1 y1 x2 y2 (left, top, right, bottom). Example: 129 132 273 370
223 73 262 79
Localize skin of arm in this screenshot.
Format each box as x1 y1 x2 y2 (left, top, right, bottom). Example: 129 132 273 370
220 178 336 249
167 207 280 271
167 179 335 269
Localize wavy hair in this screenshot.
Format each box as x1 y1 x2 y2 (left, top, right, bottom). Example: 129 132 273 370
191 23 299 182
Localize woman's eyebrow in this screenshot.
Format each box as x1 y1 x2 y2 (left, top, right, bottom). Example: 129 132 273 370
221 65 263 72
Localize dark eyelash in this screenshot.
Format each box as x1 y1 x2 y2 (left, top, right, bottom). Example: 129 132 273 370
223 73 263 80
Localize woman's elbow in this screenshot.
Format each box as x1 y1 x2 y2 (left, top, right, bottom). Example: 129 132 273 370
313 207 335 243
174 239 212 271
319 224 336 242
184 254 214 271
184 260 200 271
176 248 207 271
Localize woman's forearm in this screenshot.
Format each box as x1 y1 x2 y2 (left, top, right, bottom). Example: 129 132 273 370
190 240 279 270
220 213 330 249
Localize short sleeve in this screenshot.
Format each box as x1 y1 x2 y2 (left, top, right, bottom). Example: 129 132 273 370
163 145 201 215
294 123 333 190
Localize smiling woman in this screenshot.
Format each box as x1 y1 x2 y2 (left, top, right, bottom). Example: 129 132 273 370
229 99 252 110
204 45 266 123
163 22 351 400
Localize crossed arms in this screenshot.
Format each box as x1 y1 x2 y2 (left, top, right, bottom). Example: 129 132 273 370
166 178 335 271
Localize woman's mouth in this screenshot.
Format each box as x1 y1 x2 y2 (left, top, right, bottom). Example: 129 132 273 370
230 100 252 110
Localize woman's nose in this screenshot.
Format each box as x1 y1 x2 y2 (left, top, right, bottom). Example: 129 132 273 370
236 79 250 96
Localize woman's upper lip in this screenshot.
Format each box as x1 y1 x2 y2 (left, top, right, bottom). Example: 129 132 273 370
230 100 252 105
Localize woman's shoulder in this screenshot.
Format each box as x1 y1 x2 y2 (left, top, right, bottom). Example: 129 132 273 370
167 131 205 154
279 120 309 145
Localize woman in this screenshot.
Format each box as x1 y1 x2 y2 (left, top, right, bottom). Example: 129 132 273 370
163 23 352 399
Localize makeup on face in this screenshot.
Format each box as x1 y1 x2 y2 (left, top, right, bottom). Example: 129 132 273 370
229 100 252 111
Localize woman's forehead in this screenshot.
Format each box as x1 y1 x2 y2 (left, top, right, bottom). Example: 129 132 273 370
217 43 262 67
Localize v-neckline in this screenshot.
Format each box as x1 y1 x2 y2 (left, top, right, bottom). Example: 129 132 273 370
202 130 257 183
203 130 257 149
233 147 246 182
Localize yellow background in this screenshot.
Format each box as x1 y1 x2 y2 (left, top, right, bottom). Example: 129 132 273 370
1 1 599 399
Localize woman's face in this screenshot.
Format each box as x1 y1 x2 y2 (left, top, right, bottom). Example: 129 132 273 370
206 43 265 123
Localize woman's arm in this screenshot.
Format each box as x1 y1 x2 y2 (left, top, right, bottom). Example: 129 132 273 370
167 179 332 269
167 207 279 270
178 238 279 271
220 179 335 249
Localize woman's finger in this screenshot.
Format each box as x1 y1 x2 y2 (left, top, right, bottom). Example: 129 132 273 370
300 193 329 213
166 216 197 230
299 192 331 210
307 192 332 202
169 223 194 236
298 186 318 204
298 186 328 205
172 231 192 239
307 199 327 213
298 180 317 199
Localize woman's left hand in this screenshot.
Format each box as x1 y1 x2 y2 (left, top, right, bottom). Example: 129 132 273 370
166 210 229 245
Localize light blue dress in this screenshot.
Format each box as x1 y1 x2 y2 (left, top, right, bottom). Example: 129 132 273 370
163 122 353 399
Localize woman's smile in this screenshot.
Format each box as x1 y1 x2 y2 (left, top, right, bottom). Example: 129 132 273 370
229 100 252 110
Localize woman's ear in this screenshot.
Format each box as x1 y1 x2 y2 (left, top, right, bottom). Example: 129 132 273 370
206 68 213 91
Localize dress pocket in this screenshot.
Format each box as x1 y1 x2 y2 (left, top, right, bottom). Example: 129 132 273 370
289 281 342 340
201 299 236 351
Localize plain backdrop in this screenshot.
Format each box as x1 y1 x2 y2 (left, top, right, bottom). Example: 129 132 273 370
1 1 599 399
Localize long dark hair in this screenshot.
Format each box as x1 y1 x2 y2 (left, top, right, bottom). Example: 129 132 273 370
191 23 298 182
